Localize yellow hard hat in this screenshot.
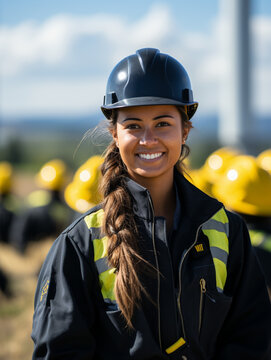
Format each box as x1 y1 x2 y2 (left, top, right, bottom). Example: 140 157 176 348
185 168 213 196
74 156 104 190
257 149 271 175
212 155 271 216
202 147 240 185
36 159 67 191
64 181 101 213
64 155 104 213
0 162 13 194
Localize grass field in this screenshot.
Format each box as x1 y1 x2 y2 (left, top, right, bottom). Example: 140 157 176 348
0 236 53 359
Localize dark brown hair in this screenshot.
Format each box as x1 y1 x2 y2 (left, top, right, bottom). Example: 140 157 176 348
100 106 192 327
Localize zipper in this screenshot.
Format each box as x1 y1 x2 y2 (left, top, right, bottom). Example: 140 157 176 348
163 220 179 340
177 223 203 339
147 193 162 350
198 278 206 334
177 207 223 340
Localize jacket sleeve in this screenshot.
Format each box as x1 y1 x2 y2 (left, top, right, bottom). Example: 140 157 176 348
215 212 271 360
31 231 98 359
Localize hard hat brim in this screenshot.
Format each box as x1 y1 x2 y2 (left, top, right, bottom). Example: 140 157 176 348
101 96 198 120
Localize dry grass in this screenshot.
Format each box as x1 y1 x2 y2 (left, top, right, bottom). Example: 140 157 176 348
0 239 53 360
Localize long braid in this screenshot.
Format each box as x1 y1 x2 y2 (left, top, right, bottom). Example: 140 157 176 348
100 141 149 328
100 106 191 327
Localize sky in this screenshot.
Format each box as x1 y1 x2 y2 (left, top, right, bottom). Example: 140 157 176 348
1 0 271 121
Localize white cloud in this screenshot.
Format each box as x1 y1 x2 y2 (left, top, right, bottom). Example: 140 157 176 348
0 4 171 77
0 4 271 117
1 76 106 116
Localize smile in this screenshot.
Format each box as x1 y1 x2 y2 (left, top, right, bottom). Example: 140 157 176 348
138 153 163 160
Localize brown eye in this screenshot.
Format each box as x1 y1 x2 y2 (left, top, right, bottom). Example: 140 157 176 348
126 123 140 129
156 121 170 127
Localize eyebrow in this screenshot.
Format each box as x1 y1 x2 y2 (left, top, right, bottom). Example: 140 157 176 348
122 114 174 123
153 114 174 120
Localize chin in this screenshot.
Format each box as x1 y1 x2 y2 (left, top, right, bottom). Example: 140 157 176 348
133 169 165 179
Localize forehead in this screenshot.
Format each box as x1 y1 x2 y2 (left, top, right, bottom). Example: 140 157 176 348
117 105 180 118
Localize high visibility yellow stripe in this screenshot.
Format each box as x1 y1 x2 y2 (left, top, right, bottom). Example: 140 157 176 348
249 230 265 246
202 229 228 291
263 236 271 252
93 237 108 262
212 208 228 224
250 230 271 252
27 190 52 207
202 209 229 293
84 209 116 302
202 229 229 254
213 258 227 291
165 337 186 354
84 209 104 229
99 268 116 301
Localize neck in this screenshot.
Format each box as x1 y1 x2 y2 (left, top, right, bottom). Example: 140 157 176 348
131 170 176 224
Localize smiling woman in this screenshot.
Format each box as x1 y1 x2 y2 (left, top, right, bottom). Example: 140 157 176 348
112 105 189 183
31 48 271 360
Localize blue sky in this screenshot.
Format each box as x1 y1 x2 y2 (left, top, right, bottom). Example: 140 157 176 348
1 0 220 30
1 0 271 120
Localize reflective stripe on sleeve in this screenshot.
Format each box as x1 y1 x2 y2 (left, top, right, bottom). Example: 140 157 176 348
202 208 229 293
84 208 104 228
99 268 116 301
84 209 116 302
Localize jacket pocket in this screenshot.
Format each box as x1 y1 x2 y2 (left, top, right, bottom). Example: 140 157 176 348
106 308 127 334
103 308 135 357
105 308 167 359
198 279 232 355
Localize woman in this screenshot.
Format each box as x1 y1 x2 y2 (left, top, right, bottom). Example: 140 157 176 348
31 48 271 359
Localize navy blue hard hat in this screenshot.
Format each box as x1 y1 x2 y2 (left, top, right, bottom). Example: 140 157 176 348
101 48 198 120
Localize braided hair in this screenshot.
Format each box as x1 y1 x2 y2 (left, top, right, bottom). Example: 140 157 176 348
100 106 192 327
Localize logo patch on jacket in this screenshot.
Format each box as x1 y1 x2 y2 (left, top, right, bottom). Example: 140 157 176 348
192 243 207 258
195 243 204 252
40 279 49 302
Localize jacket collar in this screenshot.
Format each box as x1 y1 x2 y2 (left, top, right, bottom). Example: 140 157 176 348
125 169 223 228
125 177 153 220
174 170 223 226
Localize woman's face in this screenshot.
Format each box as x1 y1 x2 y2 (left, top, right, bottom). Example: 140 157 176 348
112 105 189 184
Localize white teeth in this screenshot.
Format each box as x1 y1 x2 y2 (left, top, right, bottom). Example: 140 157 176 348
139 153 162 160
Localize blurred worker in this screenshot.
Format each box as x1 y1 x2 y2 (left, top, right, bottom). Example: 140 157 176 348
186 147 240 196
64 155 104 218
257 148 271 175
10 159 72 253
0 266 11 298
212 155 271 292
0 162 15 243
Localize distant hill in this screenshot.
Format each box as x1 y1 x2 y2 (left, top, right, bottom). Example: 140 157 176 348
1 113 101 138
1 112 270 143
1 112 270 169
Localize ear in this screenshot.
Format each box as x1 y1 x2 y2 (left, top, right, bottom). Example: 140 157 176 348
182 125 191 144
110 128 119 147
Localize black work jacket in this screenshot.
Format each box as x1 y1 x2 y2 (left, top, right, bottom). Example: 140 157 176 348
31 172 271 359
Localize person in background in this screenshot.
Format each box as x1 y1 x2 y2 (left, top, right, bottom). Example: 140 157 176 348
10 159 72 253
0 162 16 243
64 155 104 218
257 148 271 176
185 147 240 197
0 266 12 298
212 154 271 295
0 162 15 298
31 48 271 359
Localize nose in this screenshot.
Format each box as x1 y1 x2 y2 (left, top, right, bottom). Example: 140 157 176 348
139 127 158 146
